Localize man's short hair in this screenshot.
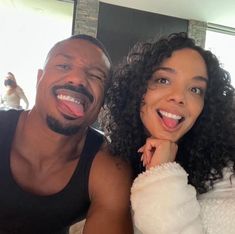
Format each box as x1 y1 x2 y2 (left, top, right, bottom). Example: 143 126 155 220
69 34 112 65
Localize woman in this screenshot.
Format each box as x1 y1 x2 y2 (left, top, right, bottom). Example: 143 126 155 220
1 72 29 110
101 32 235 233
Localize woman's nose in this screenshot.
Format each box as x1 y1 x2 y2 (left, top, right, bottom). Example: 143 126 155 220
167 88 186 105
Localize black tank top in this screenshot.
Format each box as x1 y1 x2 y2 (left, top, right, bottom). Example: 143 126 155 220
0 110 104 234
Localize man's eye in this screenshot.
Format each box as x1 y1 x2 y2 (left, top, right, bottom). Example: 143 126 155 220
89 73 104 82
91 75 102 80
56 64 71 71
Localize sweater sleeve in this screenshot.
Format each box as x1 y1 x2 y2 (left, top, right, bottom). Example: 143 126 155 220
131 162 204 234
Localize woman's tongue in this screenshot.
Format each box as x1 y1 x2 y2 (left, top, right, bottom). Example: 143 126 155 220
161 116 179 128
59 99 84 118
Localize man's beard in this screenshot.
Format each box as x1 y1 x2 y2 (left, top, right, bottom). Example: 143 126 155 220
46 115 81 136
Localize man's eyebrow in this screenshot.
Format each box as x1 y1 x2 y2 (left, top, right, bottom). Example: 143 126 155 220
154 66 208 84
55 53 74 60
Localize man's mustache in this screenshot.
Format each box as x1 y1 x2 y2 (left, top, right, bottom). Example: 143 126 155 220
53 84 94 103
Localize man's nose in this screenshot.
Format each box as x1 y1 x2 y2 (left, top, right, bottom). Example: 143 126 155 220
67 69 88 87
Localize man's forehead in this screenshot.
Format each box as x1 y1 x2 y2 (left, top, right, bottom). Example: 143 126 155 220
48 39 105 59
45 39 111 71
51 39 111 62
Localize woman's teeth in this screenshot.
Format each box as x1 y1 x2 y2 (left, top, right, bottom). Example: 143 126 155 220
159 110 182 120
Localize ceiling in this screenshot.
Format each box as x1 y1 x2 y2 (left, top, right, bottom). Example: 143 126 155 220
0 0 72 17
100 0 235 29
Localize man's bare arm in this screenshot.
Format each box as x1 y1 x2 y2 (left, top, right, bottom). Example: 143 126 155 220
83 149 134 234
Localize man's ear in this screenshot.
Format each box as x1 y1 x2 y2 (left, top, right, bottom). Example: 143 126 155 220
37 69 43 84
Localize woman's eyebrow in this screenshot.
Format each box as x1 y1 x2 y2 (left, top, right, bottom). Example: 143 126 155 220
193 76 208 84
154 67 208 84
153 66 176 74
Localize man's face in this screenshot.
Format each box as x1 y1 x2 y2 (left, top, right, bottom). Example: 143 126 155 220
35 39 110 135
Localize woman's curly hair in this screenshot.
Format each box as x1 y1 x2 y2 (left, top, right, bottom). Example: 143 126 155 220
100 32 235 194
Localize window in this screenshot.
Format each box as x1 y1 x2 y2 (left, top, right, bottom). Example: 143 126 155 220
0 0 74 108
205 24 235 87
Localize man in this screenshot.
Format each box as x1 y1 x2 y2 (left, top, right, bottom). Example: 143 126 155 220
0 35 133 233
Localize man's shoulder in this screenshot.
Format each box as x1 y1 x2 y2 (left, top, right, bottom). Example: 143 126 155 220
92 146 133 185
88 128 133 189
0 109 22 123
89 146 133 204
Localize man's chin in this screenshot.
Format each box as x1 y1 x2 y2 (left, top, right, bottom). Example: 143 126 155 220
46 115 81 136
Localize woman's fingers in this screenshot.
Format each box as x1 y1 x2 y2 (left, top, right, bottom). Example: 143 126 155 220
139 138 178 169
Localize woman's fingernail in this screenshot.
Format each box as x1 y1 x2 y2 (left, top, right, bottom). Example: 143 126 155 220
138 147 143 153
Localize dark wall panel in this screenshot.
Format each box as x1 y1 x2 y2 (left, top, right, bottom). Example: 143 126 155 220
97 3 188 65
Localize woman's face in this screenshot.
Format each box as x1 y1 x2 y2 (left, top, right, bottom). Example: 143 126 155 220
4 79 15 87
140 48 208 142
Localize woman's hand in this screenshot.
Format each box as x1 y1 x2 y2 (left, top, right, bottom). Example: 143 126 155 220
138 137 178 170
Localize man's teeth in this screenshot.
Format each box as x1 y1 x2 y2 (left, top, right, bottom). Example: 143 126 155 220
57 94 81 105
159 110 182 120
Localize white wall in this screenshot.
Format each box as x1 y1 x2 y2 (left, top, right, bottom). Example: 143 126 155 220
205 30 235 87
0 0 73 108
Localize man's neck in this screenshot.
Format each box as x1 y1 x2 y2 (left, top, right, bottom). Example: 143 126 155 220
13 110 88 164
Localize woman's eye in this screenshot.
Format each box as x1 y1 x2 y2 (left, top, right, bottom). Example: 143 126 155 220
148 77 169 89
191 87 203 95
157 78 169 84
151 77 169 85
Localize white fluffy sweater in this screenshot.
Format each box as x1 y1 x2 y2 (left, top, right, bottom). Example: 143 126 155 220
131 162 235 234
